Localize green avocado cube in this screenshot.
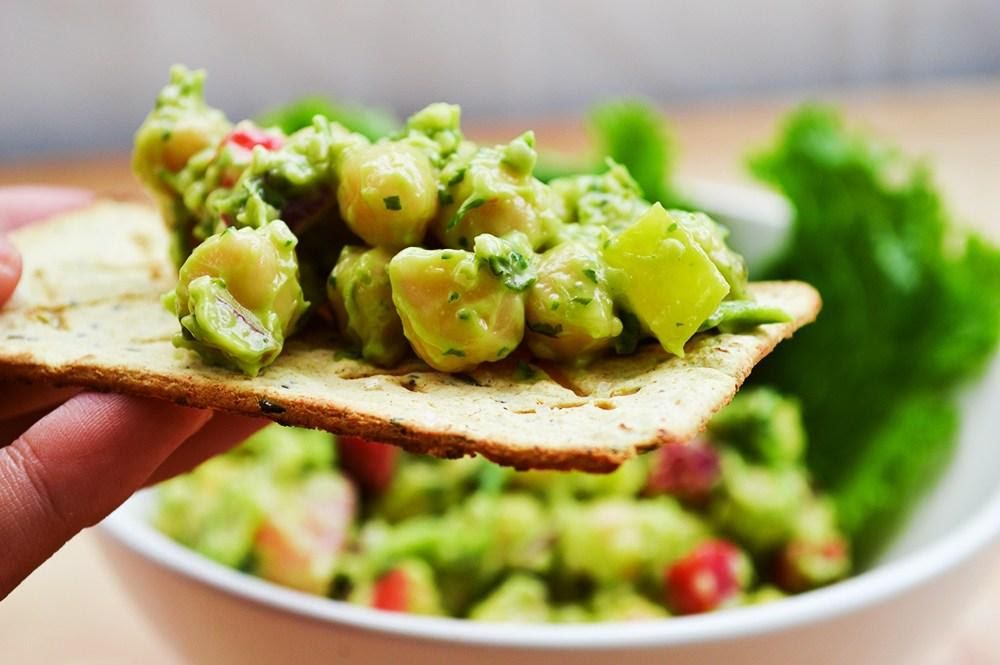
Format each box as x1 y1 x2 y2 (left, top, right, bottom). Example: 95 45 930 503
604 203 730 356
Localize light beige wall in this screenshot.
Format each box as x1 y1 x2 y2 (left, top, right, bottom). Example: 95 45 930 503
2 0 998 157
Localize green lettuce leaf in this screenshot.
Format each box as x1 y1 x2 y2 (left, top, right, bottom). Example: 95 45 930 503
749 106 1000 560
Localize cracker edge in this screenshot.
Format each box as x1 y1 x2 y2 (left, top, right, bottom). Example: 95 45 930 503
0 282 819 472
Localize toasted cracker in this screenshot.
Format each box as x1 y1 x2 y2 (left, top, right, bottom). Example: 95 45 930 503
0 202 820 471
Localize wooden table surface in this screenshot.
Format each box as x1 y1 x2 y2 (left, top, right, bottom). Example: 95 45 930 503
1 79 999 664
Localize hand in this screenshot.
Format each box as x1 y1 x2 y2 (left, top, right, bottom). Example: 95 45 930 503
0 186 266 598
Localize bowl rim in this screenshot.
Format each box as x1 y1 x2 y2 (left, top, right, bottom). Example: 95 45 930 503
98 178 1000 649
100 473 1000 649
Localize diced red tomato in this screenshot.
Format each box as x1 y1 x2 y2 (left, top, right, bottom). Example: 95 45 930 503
371 568 410 612
665 540 748 614
647 439 721 502
214 124 282 187
338 436 398 495
225 125 284 152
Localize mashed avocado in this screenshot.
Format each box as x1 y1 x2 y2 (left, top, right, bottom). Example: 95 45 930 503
133 66 785 376
154 387 851 621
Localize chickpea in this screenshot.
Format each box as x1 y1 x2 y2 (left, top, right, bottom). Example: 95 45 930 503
336 142 438 250
327 246 407 367
524 243 622 364
435 188 551 252
388 248 524 372
132 66 231 196
430 135 558 251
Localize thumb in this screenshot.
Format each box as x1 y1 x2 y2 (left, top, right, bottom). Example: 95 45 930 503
0 393 212 597
0 234 21 307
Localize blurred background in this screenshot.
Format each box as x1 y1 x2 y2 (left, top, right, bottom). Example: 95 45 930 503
3 0 1000 158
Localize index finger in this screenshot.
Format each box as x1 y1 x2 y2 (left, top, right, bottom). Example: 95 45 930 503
0 393 212 597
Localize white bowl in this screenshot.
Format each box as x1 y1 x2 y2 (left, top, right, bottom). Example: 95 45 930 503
97 181 1000 665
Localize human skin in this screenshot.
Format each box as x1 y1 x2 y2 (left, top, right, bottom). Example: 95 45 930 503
0 186 266 598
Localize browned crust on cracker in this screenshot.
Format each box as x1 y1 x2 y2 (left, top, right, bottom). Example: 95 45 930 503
0 202 820 471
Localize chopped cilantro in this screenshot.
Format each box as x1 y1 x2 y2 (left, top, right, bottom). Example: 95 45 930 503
447 197 486 230
582 268 598 283
474 234 537 292
443 348 466 357
527 321 563 338
383 195 402 211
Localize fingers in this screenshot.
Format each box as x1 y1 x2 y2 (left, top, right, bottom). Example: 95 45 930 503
0 382 82 420
146 412 268 486
0 235 21 307
0 393 212 598
0 186 95 231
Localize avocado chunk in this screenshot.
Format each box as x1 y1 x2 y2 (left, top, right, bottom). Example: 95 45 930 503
165 220 308 376
670 210 749 300
604 203 730 357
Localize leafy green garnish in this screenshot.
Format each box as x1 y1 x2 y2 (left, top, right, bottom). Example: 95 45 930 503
536 100 686 208
256 96 399 140
750 106 1000 560
383 195 402 211
590 101 680 206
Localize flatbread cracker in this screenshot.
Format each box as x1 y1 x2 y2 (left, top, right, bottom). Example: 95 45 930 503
0 202 820 471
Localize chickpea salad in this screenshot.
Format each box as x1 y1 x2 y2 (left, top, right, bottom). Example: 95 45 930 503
133 67 788 377
155 387 850 621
